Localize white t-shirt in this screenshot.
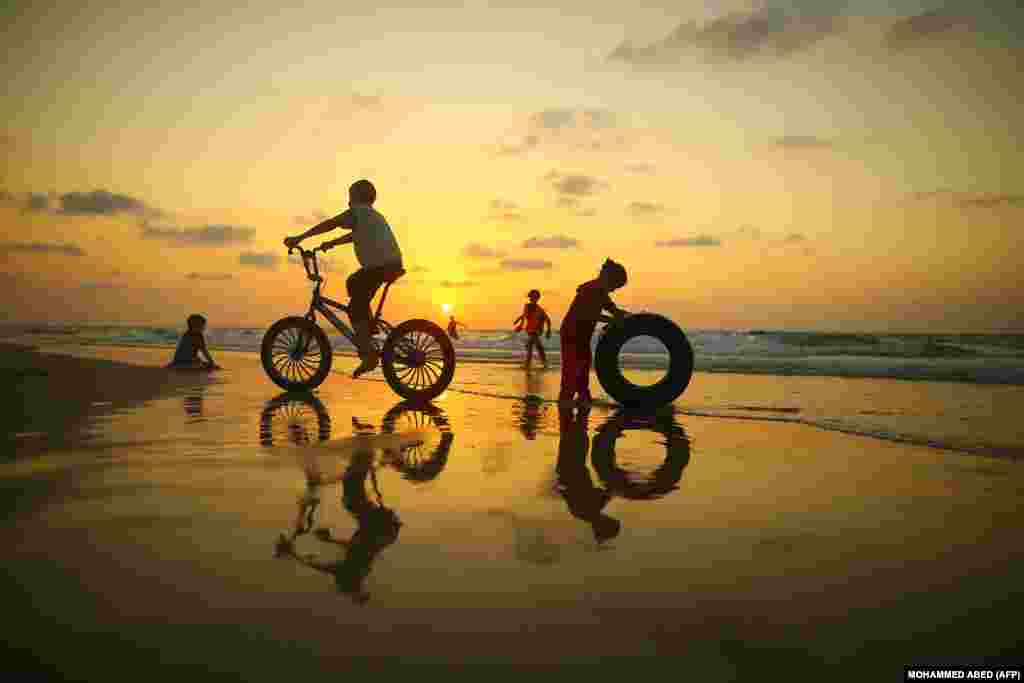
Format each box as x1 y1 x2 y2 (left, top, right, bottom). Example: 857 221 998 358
339 204 403 269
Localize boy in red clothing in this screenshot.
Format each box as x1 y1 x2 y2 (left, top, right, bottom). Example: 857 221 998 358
559 259 628 403
513 289 552 368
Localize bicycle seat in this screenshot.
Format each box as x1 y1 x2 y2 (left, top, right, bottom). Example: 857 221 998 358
385 268 406 284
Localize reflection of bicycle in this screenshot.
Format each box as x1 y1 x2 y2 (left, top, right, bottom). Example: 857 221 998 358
259 392 333 446
271 398 455 600
261 247 456 401
590 406 691 500
594 313 695 407
258 393 454 483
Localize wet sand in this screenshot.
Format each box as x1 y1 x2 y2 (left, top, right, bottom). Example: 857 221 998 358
3 345 1022 679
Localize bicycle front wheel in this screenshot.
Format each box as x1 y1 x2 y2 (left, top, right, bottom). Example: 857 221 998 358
261 317 333 390
381 319 455 401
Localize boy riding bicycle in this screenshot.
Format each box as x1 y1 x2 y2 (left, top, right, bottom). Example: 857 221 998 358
284 179 403 378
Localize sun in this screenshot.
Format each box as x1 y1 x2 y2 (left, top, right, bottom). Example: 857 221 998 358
441 303 451 314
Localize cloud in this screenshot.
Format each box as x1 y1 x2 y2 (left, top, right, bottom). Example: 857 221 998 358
187 272 234 281
957 194 1024 209
492 107 624 156
522 234 580 249
909 188 956 201
141 221 255 246
885 10 966 51
501 258 553 270
0 241 86 256
293 211 328 225
655 234 722 247
323 92 386 119
439 280 478 288
26 193 51 212
239 251 281 268
56 189 156 216
549 172 608 197
775 135 832 148
609 6 842 65
736 224 762 239
491 212 527 223
783 232 807 242
909 190 1024 208
487 199 527 222
495 134 541 156
626 201 674 219
408 265 430 273
625 163 656 174
462 243 508 259
531 108 619 131
286 252 342 274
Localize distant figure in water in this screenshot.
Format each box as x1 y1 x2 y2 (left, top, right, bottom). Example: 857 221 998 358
446 315 466 340
167 314 220 370
556 402 620 544
559 259 628 404
513 289 552 369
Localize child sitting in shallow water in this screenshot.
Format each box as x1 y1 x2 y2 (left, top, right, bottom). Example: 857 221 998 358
167 314 220 370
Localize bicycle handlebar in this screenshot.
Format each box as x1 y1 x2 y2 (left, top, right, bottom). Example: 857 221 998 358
288 246 322 282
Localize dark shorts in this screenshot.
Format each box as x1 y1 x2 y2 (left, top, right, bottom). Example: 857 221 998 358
346 264 404 324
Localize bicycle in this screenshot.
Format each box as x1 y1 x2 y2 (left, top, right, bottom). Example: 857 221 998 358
261 247 456 401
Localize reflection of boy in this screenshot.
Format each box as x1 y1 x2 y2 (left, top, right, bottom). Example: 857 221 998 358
275 450 402 604
168 314 219 369
558 260 628 403
513 289 552 368
555 403 621 543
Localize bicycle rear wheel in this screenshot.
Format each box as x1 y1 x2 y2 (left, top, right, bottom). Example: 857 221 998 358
381 319 455 402
261 316 333 390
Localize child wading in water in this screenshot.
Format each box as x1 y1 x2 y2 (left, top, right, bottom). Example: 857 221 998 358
284 179 404 378
513 289 552 368
167 314 220 370
446 315 466 340
559 260 628 404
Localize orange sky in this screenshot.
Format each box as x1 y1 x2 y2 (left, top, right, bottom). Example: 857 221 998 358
2 1 1022 332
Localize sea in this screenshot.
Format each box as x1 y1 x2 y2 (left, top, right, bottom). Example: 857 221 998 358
5 322 1023 385
6 322 1023 460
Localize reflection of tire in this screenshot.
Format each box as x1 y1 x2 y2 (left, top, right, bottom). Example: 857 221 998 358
261 317 333 391
594 313 694 407
381 320 456 402
259 392 332 446
379 401 453 482
590 407 691 500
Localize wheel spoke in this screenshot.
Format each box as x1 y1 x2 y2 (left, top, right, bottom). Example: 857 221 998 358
421 362 438 385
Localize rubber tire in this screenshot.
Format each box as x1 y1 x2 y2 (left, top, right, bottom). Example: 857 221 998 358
590 407 691 500
381 319 456 402
594 313 693 407
261 317 333 391
259 391 332 447
380 401 454 482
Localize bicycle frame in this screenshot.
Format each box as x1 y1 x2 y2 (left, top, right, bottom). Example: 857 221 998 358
294 247 397 348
